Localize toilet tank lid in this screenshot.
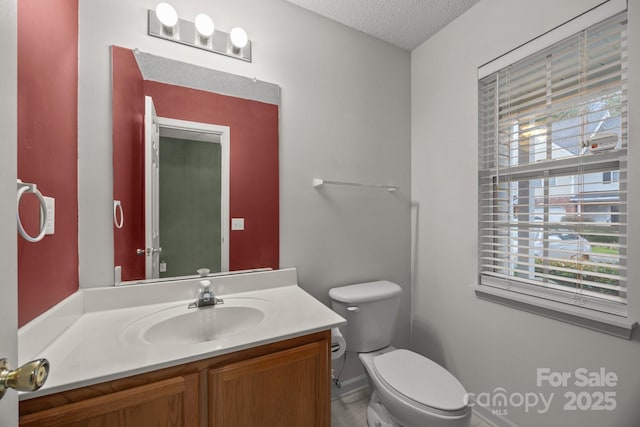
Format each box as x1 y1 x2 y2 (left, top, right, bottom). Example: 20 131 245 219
329 281 402 303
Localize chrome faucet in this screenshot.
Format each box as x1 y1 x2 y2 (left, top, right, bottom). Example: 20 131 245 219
189 269 224 309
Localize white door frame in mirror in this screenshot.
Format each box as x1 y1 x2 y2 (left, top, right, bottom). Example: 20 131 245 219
145 112 230 278
144 96 161 279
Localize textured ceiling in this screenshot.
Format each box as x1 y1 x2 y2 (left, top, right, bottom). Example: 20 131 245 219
286 0 480 51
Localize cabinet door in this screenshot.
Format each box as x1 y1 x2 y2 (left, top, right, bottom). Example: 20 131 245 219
20 374 199 427
209 341 329 427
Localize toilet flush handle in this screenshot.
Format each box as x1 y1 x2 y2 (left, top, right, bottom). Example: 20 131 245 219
347 306 360 313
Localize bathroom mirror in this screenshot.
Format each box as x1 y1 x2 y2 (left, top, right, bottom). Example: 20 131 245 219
112 46 280 283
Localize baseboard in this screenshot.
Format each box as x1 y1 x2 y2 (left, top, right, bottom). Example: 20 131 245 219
470 398 520 427
331 374 369 401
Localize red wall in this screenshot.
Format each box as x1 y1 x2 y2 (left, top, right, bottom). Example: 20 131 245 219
112 47 279 279
17 0 79 326
112 47 146 281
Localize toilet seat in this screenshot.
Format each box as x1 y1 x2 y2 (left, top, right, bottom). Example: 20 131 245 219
373 349 468 413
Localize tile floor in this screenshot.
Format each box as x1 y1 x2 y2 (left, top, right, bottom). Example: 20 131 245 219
331 388 493 427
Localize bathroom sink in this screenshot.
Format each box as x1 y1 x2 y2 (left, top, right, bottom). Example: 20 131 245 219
121 297 273 345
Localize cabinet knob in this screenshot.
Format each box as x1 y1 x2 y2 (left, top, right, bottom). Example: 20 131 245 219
0 358 49 399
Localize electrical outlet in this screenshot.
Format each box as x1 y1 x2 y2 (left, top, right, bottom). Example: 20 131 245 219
44 196 55 235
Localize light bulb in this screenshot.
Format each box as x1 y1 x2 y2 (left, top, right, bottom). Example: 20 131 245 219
230 27 248 49
195 13 214 37
155 3 178 28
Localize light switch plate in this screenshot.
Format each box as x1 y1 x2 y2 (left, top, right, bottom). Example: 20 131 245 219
231 218 245 231
114 266 122 285
44 196 55 235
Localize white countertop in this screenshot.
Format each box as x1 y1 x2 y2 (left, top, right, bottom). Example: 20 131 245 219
18 268 345 400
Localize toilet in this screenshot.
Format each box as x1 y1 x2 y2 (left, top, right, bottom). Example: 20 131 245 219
329 281 471 427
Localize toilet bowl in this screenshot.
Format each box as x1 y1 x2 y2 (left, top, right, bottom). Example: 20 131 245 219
329 281 471 427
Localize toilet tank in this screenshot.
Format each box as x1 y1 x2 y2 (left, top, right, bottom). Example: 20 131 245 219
329 281 402 353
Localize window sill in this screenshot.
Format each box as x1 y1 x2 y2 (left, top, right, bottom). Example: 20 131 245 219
474 285 637 339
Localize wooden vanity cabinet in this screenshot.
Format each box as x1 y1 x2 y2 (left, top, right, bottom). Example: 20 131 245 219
19 330 331 427
209 341 329 426
19 374 199 426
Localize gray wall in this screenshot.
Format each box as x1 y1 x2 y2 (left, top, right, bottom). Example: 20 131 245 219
411 0 640 426
78 0 412 378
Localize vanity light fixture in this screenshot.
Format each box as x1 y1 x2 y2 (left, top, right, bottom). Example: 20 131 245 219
229 27 248 49
155 3 178 36
194 13 215 47
148 3 252 62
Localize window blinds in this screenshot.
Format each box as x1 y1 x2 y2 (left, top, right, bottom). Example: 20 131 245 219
478 11 628 316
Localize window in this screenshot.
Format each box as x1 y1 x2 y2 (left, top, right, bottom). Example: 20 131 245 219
477 6 632 334
602 170 620 184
